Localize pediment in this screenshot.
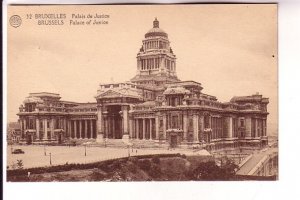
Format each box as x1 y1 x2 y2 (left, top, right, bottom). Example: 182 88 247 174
98 90 123 98
169 89 176 94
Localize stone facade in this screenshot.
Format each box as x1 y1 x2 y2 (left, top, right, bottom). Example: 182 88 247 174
17 19 269 149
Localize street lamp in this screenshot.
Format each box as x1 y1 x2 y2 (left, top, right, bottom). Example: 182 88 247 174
127 145 130 157
44 145 46 156
84 145 87 157
49 152 52 165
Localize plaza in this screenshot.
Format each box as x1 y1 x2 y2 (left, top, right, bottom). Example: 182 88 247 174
7 145 209 169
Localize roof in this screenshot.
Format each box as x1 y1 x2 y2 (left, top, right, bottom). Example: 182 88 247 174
145 27 168 38
96 83 142 100
145 18 168 38
23 96 44 104
166 81 202 89
131 74 180 82
163 86 191 95
29 92 60 98
230 94 269 104
72 103 97 109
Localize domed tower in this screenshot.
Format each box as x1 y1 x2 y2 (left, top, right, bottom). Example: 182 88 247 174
131 18 180 87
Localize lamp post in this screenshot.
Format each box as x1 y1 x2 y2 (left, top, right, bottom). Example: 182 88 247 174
49 152 52 165
127 145 130 157
44 145 46 156
84 145 87 157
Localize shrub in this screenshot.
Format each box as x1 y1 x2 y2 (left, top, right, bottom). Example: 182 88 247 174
138 159 151 171
91 171 106 181
148 164 161 178
151 156 160 164
127 162 138 173
181 154 187 159
111 160 122 170
128 157 138 164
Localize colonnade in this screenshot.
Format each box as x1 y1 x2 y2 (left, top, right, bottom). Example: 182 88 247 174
131 118 156 140
19 117 96 140
143 40 168 50
18 113 267 143
70 119 96 139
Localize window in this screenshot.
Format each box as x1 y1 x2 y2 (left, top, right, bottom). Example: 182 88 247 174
204 116 210 128
160 120 163 128
172 115 178 129
29 119 34 129
240 119 245 127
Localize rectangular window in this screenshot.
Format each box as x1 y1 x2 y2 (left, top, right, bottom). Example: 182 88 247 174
160 120 163 128
172 115 178 129
240 119 245 127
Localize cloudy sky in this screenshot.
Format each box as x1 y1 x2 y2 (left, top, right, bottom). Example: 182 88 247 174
7 4 277 133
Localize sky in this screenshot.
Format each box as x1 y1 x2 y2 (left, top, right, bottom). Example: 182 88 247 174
7 4 277 134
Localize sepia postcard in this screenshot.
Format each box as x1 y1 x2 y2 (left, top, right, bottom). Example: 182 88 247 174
5 4 278 184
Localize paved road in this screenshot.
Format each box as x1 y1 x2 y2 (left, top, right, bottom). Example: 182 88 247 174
6 145 209 169
236 148 277 175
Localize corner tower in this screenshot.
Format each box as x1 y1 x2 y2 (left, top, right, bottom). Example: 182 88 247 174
131 18 180 87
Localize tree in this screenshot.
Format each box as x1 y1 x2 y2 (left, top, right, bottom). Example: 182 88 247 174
191 159 238 180
16 159 24 169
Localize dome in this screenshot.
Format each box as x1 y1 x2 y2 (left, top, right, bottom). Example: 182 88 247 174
145 18 168 38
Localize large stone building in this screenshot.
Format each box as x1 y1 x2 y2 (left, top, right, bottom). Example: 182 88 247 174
17 18 269 150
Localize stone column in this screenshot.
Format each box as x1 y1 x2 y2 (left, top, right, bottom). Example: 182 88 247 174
193 114 199 142
199 115 204 141
163 114 167 139
136 119 139 139
68 120 71 138
96 106 103 142
129 117 133 139
183 113 188 141
255 118 258 138
19 119 23 139
43 119 47 140
79 120 82 139
105 117 109 139
50 118 54 140
228 117 233 138
142 119 146 140
262 119 265 137
36 118 40 140
85 120 88 139
90 120 94 139
245 117 252 138
74 120 77 138
112 117 115 139
123 106 129 135
63 118 67 136
149 118 153 140
24 119 27 131
264 119 267 136
155 116 159 140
